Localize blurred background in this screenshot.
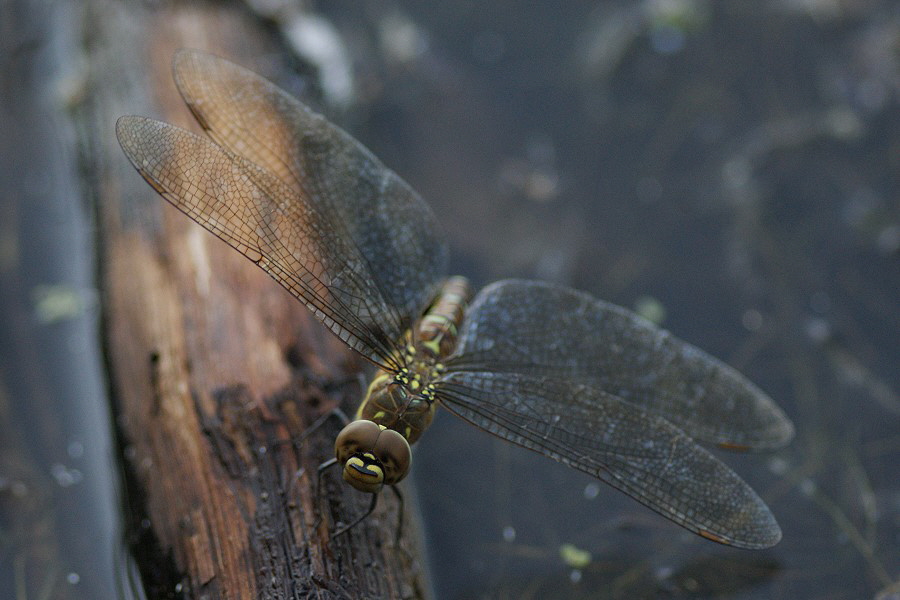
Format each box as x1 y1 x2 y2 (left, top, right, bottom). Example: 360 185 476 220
2 0 898 598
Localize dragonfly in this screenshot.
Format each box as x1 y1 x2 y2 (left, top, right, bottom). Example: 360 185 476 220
116 50 794 550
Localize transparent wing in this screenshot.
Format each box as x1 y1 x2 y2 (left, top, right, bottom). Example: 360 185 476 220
434 371 782 549
452 280 794 450
171 50 448 326
115 115 437 369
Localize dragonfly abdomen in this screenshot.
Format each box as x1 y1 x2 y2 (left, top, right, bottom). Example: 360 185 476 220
414 276 472 360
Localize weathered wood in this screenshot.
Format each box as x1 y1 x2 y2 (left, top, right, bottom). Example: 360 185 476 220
87 2 426 598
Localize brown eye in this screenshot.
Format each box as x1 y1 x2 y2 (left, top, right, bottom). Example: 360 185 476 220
334 420 380 464
373 429 411 485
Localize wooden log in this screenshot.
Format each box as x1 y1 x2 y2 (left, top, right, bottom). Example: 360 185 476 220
88 2 427 597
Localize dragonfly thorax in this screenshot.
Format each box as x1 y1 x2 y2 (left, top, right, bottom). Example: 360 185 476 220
355 361 443 445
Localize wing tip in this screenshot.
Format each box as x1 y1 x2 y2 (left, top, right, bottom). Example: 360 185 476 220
115 115 150 159
706 489 785 549
698 523 782 549
749 409 796 451
172 47 210 71
114 114 140 137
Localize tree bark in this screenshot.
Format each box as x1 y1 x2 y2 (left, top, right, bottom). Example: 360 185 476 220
87 2 427 598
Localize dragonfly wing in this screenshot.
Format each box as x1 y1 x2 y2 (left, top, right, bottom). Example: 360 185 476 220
435 370 782 549
171 50 448 324
452 280 793 450
116 116 416 368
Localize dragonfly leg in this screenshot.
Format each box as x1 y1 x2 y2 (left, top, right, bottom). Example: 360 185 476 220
332 493 378 538
388 485 404 545
312 457 339 531
278 406 350 498
316 459 404 540
291 406 351 448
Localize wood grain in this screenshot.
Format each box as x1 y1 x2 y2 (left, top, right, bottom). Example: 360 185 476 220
89 2 427 597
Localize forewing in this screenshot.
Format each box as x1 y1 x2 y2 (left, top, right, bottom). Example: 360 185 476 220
171 49 448 323
434 371 783 549
452 280 794 450
116 115 411 368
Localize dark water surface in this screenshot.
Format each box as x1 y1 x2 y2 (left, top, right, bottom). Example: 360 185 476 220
314 2 899 598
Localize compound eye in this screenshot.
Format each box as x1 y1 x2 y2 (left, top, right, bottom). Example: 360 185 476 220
334 420 380 463
373 429 411 485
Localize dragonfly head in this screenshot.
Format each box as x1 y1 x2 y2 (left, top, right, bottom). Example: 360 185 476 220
334 420 411 493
